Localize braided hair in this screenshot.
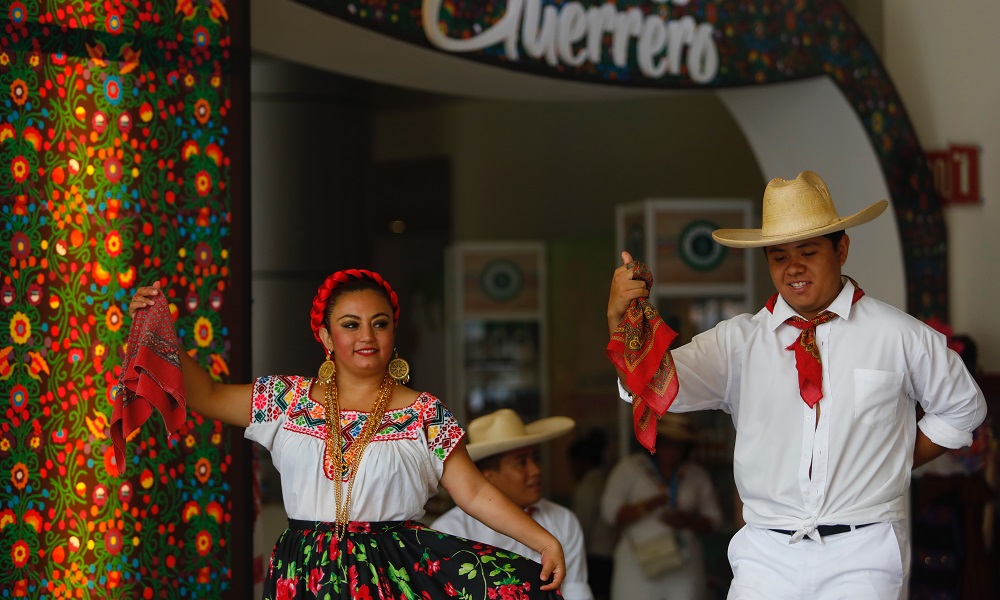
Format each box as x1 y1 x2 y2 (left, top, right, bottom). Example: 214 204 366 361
310 269 400 345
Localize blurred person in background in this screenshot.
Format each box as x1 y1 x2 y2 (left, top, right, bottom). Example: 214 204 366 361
601 413 723 600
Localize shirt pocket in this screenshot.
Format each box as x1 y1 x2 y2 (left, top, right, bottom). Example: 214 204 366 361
853 369 903 428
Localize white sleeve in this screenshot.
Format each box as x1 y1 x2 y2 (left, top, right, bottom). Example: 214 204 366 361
617 379 633 403
243 376 290 451
668 323 738 413
912 323 987 448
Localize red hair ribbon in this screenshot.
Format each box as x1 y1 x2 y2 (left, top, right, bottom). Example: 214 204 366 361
309 269 399 343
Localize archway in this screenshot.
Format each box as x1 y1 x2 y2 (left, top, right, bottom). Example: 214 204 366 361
254 0 944 317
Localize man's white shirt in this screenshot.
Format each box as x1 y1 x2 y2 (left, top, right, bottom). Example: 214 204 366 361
618 278 986 542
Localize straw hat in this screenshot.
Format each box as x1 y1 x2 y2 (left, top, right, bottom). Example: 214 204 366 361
465 409 575 462
712 171 888 248
655 412 699 443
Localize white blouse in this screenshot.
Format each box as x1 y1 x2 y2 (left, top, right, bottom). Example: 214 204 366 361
245 375 465 522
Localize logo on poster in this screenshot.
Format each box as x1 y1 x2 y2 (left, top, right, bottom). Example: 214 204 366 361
423 0 719 84
481 259 525 302
679 219 726 271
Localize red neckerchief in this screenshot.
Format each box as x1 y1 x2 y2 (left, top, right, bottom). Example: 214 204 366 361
766 278 864 407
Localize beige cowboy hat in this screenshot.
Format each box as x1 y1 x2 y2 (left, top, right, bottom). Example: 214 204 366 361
656 412 699 443
712 170 889 248
465 408 575 462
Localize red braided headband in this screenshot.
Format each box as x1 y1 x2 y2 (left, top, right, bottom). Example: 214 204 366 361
310 269 400 343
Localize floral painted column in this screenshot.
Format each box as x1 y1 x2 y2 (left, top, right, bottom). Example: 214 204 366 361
1 1 248 597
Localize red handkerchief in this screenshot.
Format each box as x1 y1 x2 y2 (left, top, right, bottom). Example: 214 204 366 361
111 298 187 476
606 262 679 453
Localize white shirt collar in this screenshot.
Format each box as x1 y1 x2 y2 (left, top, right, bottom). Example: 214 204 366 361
767 276 858 330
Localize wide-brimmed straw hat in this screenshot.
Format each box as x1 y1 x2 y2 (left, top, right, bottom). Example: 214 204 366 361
712 171 888 248
465 409 575 462
656 412 699 443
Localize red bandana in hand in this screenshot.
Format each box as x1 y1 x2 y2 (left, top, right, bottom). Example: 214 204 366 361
606 262 679 453
111 298 187 476
766 279 864 408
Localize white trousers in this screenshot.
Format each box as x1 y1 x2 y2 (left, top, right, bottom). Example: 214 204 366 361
727 523 909 600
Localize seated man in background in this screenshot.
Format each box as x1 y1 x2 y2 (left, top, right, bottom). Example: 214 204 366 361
433 409 594 600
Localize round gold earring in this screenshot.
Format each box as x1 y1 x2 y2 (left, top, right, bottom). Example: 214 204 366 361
317 349 336 384
387 349 410 385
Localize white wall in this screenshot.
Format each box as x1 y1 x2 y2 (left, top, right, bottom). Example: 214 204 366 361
883 0 1000 371
718 77 906 311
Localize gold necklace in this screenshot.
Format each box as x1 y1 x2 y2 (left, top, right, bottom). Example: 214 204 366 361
323 370 394 539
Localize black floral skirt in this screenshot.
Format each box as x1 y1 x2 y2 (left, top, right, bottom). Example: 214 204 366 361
263 519 562 599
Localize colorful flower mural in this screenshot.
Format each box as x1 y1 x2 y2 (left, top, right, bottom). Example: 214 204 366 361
1 1 244 597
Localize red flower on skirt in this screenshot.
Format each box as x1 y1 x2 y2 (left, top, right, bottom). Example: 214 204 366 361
307 568 323 595
414 557 442 575
488 583 533 600
349 564 373 599
378 576 394 598
275 577 296 600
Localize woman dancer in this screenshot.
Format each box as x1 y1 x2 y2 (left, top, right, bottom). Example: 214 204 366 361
128 269 564 598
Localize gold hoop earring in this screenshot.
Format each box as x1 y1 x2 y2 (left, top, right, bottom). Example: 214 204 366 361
318 349 336 384
387 349 410 385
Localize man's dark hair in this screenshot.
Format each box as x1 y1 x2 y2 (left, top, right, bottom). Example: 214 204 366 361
823 230 846 248
474 454 504 472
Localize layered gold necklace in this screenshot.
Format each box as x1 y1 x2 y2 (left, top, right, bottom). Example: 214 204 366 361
322 369 394 539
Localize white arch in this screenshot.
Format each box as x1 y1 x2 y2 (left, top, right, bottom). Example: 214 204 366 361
718 79 906 309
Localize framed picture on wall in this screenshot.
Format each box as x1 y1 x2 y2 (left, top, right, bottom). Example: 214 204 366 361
457 245 543 316
616 198 754 297
652 204 750 285
445 242 547 425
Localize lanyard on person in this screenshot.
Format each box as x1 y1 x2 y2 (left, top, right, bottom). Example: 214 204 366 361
646 455 679 509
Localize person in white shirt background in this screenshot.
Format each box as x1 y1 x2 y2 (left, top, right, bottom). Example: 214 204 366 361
606 171 986 600
433 409 595 600
601 412 723 600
